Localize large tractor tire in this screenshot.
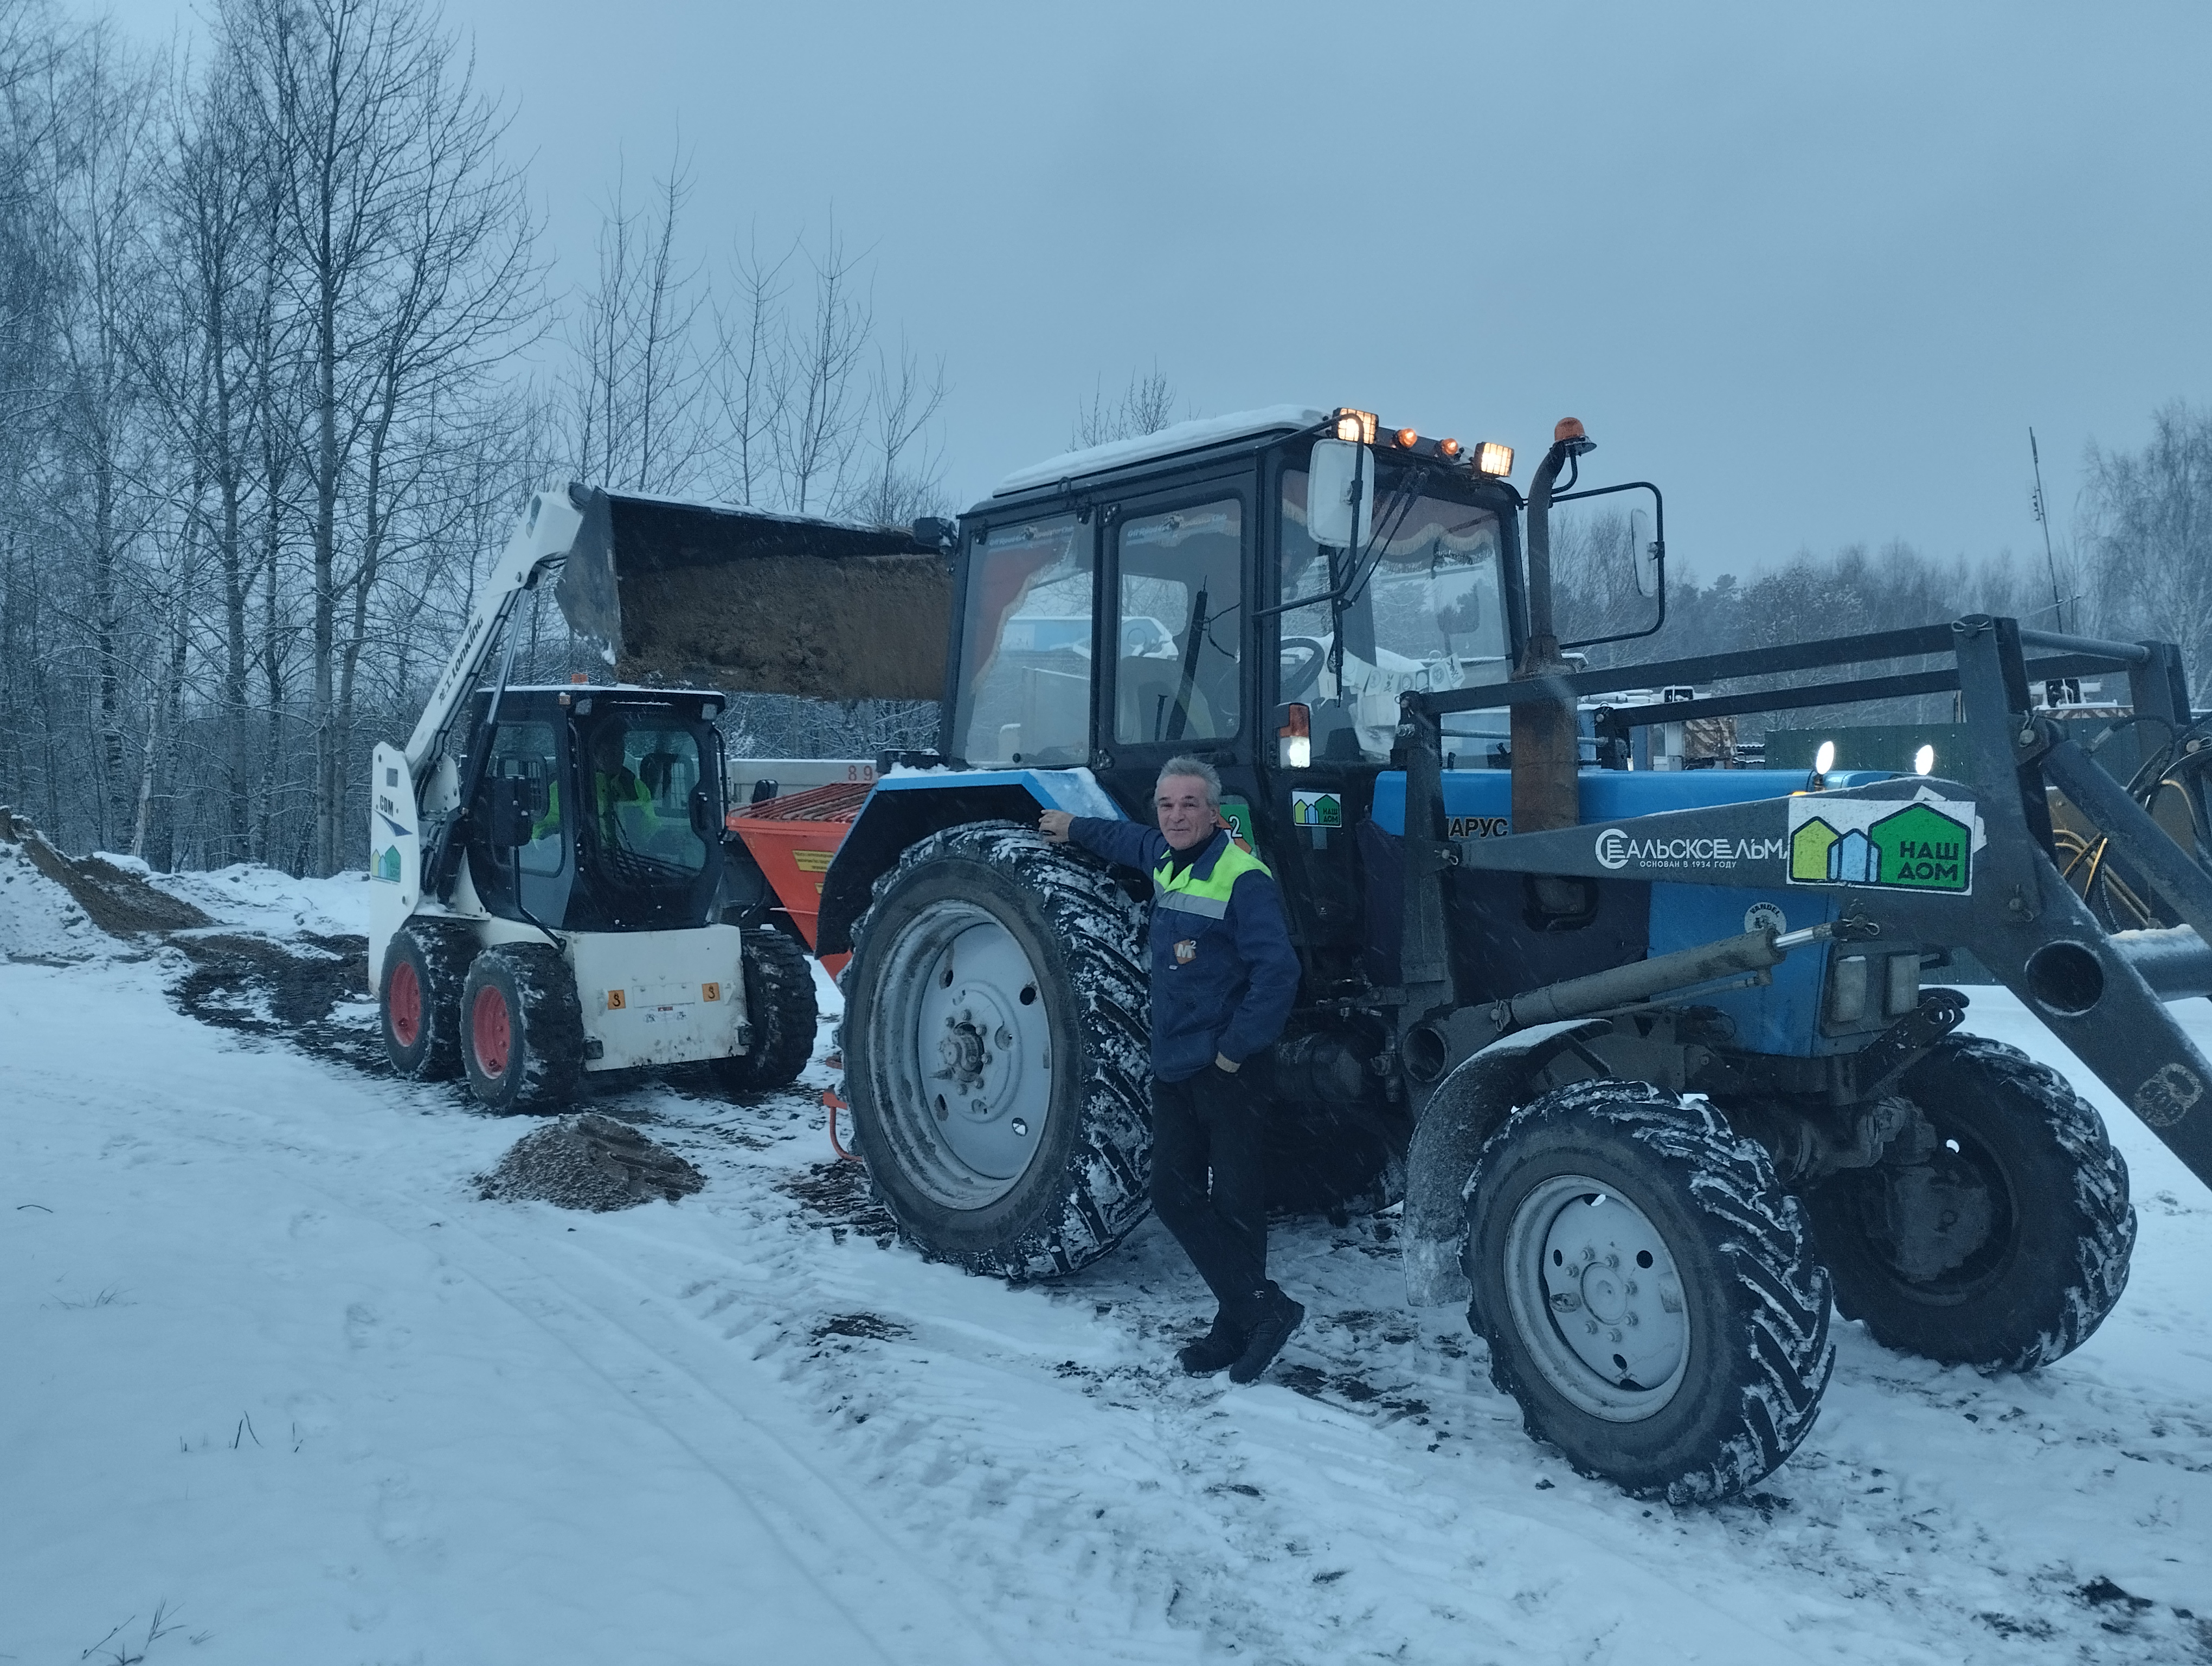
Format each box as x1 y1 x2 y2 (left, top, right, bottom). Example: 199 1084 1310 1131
378 920 477 1081
460 943 586 1114
1465 1079 1834 1503
708 927 819 1097
843 822 1151 1279
1804 1035 2134 1371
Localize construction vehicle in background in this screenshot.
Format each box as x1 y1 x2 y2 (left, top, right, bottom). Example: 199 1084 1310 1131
365 489 948 1110
381 411 2212 1506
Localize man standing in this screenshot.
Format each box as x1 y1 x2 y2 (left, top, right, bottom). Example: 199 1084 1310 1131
1040 758 1304 1382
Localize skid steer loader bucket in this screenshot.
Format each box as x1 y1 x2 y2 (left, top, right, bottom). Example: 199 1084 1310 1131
554 487 953 701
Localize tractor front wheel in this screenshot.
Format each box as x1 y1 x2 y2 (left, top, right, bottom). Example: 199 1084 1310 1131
842 823 1150 1279
460 943 586 1113
1805 1035 2134 1371
1465 1079 1834 1503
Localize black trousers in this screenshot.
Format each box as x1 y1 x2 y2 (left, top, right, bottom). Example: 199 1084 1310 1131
1150 1066 1269 1327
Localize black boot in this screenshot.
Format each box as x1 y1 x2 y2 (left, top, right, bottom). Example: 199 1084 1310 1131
1229 1285 1304 1385
1176 1310 1248 1376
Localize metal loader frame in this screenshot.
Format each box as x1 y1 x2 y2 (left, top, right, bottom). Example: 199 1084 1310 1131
1393 613 2212 1231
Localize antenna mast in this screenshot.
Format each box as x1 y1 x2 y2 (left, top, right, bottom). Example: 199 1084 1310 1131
2029 427 2066 632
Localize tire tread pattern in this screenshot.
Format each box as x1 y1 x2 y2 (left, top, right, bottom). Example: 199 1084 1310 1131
844 822 1150 1280
383 919 477 1081
710 928 819 1095
1818 1034 2134 1372
1470 1079 1835 1504
466 942 586 1113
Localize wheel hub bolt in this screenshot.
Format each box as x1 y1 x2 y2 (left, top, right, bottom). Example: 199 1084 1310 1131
1012 1117 1028 1137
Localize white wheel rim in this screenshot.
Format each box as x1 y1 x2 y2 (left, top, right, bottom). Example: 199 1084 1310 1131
869 898 1054 1208
1500 1173 1691 1422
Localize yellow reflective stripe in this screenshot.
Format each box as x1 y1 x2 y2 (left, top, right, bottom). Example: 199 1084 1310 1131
1151 837 1274 906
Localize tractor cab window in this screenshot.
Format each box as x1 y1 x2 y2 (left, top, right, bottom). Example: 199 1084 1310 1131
1279 465 1509 762
1113 498 1242 746
950 514 1093 766
580 714 710 880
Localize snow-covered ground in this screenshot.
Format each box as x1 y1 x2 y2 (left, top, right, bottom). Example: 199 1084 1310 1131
4 867 2211 1664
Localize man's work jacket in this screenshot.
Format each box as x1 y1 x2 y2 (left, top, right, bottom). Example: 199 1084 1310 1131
1066 819 1302 1084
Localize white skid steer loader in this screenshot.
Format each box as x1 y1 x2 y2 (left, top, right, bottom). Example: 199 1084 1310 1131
366 482 951 1111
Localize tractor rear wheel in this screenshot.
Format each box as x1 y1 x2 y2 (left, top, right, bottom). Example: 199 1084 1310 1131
460 943 586 1113
1804 1035 2135 1371
379 920 475 1081
708 927 819 1096
842 822 1150 1279
1465 1079 1834 1503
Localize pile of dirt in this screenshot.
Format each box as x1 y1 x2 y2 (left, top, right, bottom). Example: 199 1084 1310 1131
478 1113 706 1211
1 811 212 935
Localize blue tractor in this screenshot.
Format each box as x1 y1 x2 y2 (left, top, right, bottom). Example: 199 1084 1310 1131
647 407 2212 1502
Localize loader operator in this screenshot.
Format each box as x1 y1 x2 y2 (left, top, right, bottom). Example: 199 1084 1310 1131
1041 758 1304 1383
586 723 657 850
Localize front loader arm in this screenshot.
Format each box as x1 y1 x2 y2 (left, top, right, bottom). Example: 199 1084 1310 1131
404 485 589 779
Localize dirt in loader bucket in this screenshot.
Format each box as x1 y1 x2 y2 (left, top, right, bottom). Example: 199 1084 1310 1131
555 490 953 702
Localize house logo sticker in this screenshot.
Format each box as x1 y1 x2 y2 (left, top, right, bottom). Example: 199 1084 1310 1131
1787 790 1979 893
1290 790 1342 829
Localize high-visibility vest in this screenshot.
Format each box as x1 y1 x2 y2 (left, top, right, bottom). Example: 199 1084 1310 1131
1151 835 1274 922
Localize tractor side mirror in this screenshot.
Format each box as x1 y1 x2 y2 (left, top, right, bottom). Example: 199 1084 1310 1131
485 776 533 848
1306 439 1373 551
689 785 719 841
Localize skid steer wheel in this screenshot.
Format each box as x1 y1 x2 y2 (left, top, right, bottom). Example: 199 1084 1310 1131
708 927 819 1096
843 822 1150 1280
379 921 476 1081
1805 1035 2135 1372
459 943 586 1114
1465 1079 1835 1504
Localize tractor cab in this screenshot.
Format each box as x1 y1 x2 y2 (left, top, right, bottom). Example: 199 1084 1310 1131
459 684 728 934
943 406 1540 987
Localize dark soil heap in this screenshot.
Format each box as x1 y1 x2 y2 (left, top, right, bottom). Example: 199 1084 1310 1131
479 1113 705 1211
3 809 211 934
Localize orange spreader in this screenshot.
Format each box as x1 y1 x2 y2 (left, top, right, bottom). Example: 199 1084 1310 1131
727 780 869 976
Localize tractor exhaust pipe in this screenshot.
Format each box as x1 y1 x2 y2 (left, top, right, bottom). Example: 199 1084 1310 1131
1511 419 1593 838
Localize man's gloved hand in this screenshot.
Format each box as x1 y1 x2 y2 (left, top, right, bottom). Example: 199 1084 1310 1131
1214 1053 1240 1074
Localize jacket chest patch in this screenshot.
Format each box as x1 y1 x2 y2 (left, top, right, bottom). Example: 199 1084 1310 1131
1173 939 1198 965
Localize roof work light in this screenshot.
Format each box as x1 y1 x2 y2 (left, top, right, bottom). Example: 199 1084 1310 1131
1333 408 1378 444
1474 441 1514 477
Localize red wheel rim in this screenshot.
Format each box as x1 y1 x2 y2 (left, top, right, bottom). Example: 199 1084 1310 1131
472 984 511 1079
388 958 422 1048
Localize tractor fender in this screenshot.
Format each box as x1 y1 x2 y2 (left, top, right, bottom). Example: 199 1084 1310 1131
1403 1017 1615 1307
814 767 1127 957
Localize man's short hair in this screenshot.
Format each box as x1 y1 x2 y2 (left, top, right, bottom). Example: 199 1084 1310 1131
1156 756 1222 808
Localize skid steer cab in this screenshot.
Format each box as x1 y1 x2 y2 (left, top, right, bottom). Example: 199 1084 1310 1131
368 684 816 1111
800 405 2212 1506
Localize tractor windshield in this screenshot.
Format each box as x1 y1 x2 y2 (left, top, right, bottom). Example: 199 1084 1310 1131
950 514 1093 767
1279 464 1510 761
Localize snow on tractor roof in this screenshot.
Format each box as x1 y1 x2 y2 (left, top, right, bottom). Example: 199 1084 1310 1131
993 405 1329 497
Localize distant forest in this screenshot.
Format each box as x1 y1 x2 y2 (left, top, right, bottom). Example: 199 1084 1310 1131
3 0 2208 873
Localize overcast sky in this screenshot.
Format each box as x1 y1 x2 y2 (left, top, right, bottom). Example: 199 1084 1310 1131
106 0 2212 587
